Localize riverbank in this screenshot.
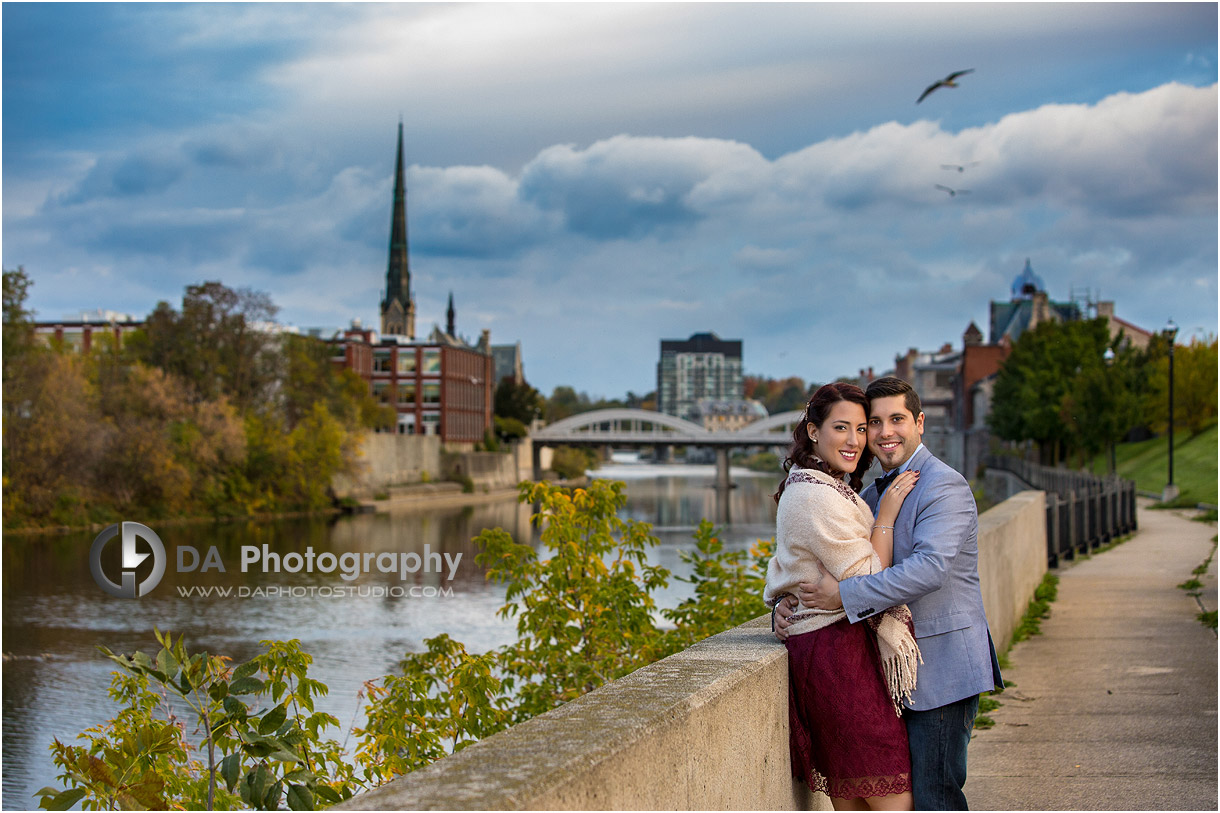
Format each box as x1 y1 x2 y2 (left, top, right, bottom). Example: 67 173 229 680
5 474 600 536
358 476 591 514
2 507 345 538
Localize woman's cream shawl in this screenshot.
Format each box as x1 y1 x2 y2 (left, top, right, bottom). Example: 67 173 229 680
765 466 921 712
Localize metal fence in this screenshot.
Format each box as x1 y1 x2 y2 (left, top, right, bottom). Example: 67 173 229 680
984 455 1139 567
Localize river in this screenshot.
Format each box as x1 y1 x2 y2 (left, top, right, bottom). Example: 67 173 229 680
1 460 780 808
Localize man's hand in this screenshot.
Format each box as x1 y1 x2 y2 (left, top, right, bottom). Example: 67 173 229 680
773 595 799 641
797 561 842 611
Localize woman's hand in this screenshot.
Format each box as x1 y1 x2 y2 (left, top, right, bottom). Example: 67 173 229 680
876 470 919 526
773 595 799 641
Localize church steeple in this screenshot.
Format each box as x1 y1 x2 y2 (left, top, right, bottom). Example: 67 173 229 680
380 121 416 338
446 291 455 337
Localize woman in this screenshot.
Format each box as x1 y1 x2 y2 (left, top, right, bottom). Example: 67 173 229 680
765 382 921 811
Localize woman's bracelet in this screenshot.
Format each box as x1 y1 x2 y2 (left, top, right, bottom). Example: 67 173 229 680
771 593 792 632
873 524 894 533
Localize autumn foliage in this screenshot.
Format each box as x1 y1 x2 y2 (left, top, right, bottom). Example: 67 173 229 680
2 270 389 528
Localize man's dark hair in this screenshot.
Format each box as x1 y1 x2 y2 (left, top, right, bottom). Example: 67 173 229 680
865 376 923 418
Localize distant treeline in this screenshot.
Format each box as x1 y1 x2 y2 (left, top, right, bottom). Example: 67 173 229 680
3 269 392 529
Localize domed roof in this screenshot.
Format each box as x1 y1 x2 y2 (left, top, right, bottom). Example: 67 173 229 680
1011 258 1045 299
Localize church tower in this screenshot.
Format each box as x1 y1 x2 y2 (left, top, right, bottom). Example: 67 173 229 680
380 122 416 338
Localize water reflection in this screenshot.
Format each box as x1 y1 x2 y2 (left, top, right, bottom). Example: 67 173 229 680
2 464 777 808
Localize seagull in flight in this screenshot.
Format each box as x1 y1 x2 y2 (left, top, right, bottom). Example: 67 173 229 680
917 69 974 104
935 184 971 197
941 161 981 173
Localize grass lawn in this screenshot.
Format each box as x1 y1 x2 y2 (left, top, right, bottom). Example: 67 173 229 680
1089 423 1217 506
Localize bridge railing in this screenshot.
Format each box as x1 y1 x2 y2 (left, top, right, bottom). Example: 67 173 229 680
983 455 1138 567
531 408 803 445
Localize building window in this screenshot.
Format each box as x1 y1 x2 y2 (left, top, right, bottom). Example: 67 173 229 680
372 381 393 405
397 381 416 405
373 349 393 373
421 413 440 435
422 382 441 404
397 351 416 374
422 348 441 374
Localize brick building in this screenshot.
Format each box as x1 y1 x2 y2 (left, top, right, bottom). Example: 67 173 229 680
331 322 493 441
33 310 144 352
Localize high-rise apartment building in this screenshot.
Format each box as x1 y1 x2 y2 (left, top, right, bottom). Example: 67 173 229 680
657 332 743 420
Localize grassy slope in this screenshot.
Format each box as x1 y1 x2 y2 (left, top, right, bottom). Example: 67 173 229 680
1089 423 1217 506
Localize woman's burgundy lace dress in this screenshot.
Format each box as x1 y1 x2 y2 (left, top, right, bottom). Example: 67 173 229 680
785 617 912 799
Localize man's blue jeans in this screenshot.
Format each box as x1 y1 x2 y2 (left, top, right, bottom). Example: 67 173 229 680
904 694 979 810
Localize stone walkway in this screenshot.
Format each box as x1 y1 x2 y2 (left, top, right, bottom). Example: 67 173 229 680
966 502 1217 811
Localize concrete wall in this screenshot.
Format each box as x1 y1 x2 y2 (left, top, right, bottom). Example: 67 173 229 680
508 437 551 482
442 450 520 491
976 490 1048 653
983 467 1033 506
333 433 528 497
337 491 1048 811
332 433 442 497
339 616 816 811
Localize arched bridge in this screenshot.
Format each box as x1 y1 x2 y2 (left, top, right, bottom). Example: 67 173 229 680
533 408 803 446
530 408 804 487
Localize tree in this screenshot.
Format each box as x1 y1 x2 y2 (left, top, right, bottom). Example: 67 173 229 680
2 351 103 524
41 631 361 811
493 378 544 425
3 267 37 381
549 446 597 479
133 282 280 412
1064 339 1147 472
92 361 196 514
493 415 528 443
744 375 809 414
1145 334 1218 437
474 480 670 719
544 385 587 422
280 333 392 431
989 318 1127 465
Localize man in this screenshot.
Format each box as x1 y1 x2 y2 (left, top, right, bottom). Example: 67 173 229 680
775 376 1002 810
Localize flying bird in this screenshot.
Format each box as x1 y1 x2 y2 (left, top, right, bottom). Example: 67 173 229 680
941 161 981 173
935 184 971 197
917 69 974 104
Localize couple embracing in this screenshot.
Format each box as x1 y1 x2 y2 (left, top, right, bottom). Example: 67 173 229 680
765 376 1003 811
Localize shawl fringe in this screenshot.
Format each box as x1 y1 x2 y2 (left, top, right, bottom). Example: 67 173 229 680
868 607 923 716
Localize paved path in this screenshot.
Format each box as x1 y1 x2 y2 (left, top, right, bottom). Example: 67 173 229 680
966 502 1217 811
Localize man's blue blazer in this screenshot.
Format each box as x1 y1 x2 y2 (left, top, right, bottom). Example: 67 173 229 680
842 445 1004 711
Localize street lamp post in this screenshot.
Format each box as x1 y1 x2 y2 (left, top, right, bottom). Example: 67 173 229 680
1102 347 1117 474
1161 319 1179 503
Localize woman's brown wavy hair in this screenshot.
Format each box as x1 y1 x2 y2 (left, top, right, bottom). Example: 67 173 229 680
773 382 874 502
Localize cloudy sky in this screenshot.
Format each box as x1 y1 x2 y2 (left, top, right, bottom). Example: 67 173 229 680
4 3 1217 399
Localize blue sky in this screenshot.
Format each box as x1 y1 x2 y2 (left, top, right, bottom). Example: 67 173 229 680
4 2 1216 399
